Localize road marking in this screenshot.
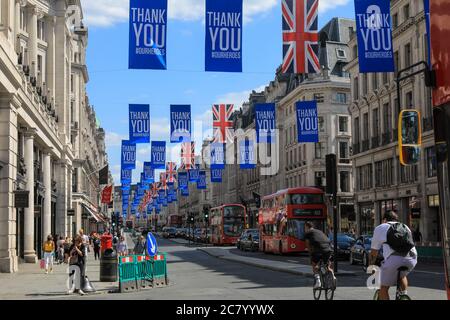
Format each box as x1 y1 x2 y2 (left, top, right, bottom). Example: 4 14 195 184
413 270 445 275
287 260 298 263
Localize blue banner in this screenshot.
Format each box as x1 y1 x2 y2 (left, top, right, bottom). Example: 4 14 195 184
197 171 207 189
189 165 200 182
170 105 191 143
151 141 166 169
211 168 223 183
354 0 395 73
296 101 319 143
143 162 155 183
155 205 161 214
129 0 167 70
121 184 131 191
239 140 256 169
181 187 189 197
122 189 130 197
210 143 225 169
121 167 132 184
129 104 150 143
178 172 188 189
205 0 242 72
121 140 136 169
255 103 276 143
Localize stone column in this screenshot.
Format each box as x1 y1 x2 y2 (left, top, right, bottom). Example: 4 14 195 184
56 160 68 237
45 15 56 101
43 151 51 239
27 5 38 78
23 129 37 263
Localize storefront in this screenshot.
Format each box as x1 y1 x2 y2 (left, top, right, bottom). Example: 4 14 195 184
359 202 375 235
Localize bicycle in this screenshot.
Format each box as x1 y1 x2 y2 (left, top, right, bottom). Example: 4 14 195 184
313 258 337 300
373 266 411 300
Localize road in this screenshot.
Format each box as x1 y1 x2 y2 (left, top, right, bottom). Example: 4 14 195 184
66 236 446 300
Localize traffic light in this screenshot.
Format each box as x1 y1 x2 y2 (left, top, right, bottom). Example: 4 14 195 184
326 154 337 195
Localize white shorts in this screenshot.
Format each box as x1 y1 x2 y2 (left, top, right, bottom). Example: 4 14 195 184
380 254 417 287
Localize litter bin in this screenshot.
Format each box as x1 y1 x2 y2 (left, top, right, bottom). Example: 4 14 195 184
100 248 118 282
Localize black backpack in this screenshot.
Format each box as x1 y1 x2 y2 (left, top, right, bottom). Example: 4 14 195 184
386 223 415 255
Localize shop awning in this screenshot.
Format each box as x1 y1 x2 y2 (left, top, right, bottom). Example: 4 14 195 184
82 204 102 222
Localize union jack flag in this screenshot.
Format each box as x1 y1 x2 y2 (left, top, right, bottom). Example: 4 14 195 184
282 0 320 74
166 162 177 184
159 172 167 190
213 104 234 143
180 142 195 170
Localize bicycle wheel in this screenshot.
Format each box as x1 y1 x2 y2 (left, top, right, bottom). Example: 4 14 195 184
396 294 411 300
324 271 336 300
325 288 335 300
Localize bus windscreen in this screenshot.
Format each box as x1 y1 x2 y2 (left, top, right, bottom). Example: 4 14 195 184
223 206 245 237
288 193 324 205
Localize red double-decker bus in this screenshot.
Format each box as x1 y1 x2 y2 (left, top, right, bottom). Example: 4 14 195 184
258 187 327 254
209 204 246 245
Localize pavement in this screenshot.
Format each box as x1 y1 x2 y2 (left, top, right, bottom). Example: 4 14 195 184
0 250 118 300
169 237 355 277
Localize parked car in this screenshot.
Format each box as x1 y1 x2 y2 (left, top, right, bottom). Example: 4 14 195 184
162 227 177 238
194 228 207 243
350 235 384 271
238 229 260 252
175 228 185 238
329 233 356 260
237 229 259 251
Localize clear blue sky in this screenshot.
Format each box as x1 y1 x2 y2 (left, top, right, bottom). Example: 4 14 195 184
82 0 355 184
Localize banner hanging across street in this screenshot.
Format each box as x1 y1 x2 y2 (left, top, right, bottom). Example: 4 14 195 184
180 142 196 170
211 168 223 183
129 0 167 70
121 140 137 170
239 140 256 169
178 172 188 189
143 162 155 183
189 165 200 182
210 143 225 169
296 100 319 143
255 103 276 143
121 167 132 184
213 104 234 143
129 104 150 143
282 0 320 74
197 171 207 189
354 0 395 73
101 186 113 204
151 141 166 169
170 105 191 143
166 162 177 185
205 0 243 72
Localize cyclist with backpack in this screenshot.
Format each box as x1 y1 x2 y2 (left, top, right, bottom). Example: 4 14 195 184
369 211 417 300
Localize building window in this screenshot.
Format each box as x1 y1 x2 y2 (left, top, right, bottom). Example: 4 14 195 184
318 116 325 132
357 164 373 191
427 147 437 178
72 169 78 193
394 51 400 73
392 13 399 28
375 159 393 187
313 93 324 103
353 76 359 100
403 4 410 21
382 72 389 85
400 164 418 183
339 141 349 163
336 48 346 59
382 103 391 134
372 108 379 138
315 142 326 159
315 171 325 187
372 73 378 90
405 91 413 108
362 74 368 95
340 171 350 192
20 8 27 31
37 20 45 41
354 117 360 143
363 113 369 141
339 116 349 133
335 92 347 104
404 43 412 68
70 74 74 93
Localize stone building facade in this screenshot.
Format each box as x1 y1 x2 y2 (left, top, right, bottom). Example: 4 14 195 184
0 0 109 273
346 0 438 241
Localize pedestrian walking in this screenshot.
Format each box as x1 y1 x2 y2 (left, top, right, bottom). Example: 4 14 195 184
67 236 86 295
93 234 101 260
42 235 55 274
133 235 146 255
117 236 128 256
56 236 65 264
63 237 71 264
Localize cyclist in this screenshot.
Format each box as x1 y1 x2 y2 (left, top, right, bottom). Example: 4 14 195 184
369 211 417 300
304 221 334 289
